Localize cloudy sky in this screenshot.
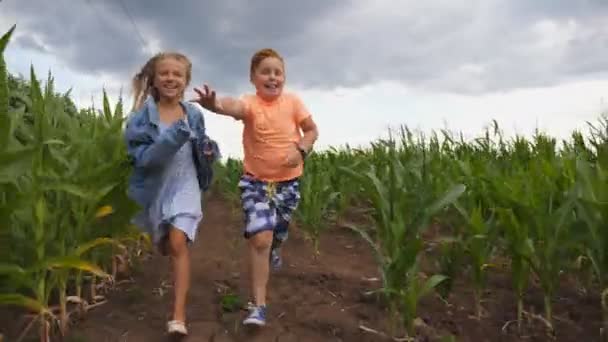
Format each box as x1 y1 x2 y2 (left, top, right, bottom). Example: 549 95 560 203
1 0 607 158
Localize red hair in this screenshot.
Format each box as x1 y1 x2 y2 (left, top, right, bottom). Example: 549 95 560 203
250 48 284 79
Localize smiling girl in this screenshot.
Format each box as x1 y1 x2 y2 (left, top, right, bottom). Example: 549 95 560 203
193 48 319 326
124 52 219 337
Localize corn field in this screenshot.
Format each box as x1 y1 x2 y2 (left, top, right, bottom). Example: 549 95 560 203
215 117 608 338
0 26 146 341
2 22 608 341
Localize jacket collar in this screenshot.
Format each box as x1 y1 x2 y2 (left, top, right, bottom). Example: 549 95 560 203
143 96 192 126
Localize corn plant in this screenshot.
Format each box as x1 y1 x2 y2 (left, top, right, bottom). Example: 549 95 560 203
296 153 339 254
491 136 577 334
574 157 608 340
340 138 463 337
455 204 497 319
212 157 243 205
0 25 141 341
434 236 464 300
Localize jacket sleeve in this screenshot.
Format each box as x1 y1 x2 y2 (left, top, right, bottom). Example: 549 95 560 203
201 137 221 163
190 103 222 162
124 117 191 169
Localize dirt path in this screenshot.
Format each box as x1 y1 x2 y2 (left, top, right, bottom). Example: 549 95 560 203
70 195 384 342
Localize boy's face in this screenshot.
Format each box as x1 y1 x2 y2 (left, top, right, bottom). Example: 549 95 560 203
251 57 285 101
154 57 188 100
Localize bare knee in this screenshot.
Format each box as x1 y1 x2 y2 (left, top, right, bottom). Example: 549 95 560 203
249 231 273 252
168 228 188 257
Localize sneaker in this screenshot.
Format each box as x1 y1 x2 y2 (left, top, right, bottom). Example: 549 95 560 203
243 305 267 326
167 320 188 336
269 248 282 271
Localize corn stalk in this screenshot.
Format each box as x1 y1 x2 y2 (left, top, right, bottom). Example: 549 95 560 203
340 137 463 337
0 25 140 341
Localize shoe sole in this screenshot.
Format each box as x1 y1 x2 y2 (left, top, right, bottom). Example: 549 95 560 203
243 318 266 326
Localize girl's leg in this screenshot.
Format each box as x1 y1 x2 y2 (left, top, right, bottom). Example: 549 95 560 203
168 227 190 322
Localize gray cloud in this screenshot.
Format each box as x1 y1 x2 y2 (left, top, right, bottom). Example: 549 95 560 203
14 34 47 53
2 0 608 96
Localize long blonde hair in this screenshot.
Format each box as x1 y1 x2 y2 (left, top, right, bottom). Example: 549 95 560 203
131 52 192 112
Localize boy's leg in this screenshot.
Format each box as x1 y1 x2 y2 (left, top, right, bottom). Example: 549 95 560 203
243 232 272 326
238 175 276 325
249 231 273 306
168 227 190 325
269 179 301 269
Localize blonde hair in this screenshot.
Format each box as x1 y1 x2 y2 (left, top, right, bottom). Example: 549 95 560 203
250 48 284 80
131 52 192 112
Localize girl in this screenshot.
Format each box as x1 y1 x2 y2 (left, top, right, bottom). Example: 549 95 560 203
192 48 319 326
124 52 219 337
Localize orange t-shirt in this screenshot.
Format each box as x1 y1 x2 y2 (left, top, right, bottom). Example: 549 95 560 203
239 92 311 182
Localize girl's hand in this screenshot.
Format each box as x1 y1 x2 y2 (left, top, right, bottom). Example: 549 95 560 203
193 84 222 113
283 145 303 168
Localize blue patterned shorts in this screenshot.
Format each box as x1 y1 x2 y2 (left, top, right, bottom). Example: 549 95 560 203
238 173 300 242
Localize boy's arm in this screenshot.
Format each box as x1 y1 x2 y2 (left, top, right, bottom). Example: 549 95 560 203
216 97 247 121
298 116 318 153
292 93 318 153
193 85 247 121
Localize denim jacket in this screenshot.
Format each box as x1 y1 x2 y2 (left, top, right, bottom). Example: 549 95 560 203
124 97 220 208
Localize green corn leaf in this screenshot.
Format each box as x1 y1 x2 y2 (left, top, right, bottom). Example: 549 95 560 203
0 263 35 290
425 184 466 218
103 88 112 122
0 146 35 174
341 222 386 287
114 94 124 118
43 139 65 146
0 294 52 316
419 274 448 299
0 25 15 55
74 237 125 256
0 263 26 275
42 256 110 278
0 25 16 147
29 65 46 146
41 182 90 199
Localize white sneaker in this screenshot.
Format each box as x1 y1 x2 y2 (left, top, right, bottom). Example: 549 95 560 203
167 320 188 336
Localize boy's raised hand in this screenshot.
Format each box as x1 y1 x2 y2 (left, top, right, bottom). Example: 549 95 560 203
193 84 221 113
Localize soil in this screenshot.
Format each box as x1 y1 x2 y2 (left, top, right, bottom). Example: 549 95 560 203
2 195 603 341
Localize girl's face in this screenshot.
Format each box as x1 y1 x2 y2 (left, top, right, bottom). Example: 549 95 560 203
153 57 188 100
251 57 285 101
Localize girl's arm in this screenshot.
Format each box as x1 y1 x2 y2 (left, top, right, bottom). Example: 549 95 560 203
193 85 247 121
125 115 191 169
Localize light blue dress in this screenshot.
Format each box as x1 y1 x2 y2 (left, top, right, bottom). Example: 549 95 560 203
133 121 203 245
